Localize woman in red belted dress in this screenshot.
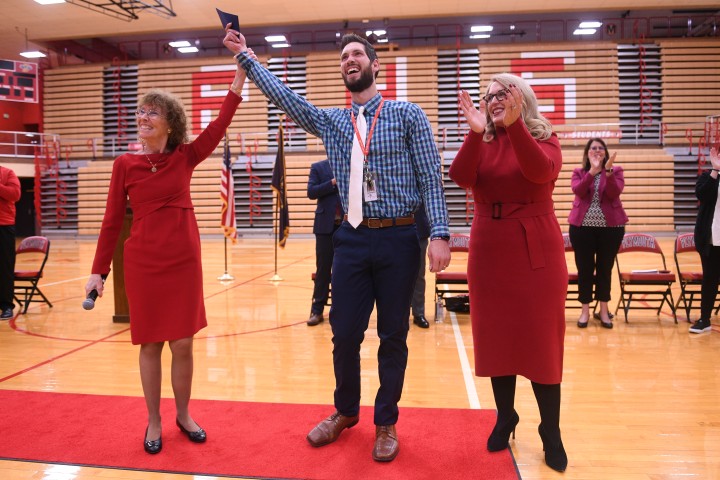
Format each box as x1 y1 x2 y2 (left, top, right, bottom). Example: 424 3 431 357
85 30 250 455
449 74 568 472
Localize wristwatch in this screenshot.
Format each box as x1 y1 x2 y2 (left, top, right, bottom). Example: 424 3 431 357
431 235 450 241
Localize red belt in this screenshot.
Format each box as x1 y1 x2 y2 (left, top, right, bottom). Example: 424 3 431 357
474 201 555 219
343 215 415 228
474 201 556 270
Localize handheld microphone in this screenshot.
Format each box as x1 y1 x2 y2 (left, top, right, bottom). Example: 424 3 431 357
83 274 108 310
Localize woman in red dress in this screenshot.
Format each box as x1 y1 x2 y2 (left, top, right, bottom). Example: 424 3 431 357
449 74 568 472
85 36 248 455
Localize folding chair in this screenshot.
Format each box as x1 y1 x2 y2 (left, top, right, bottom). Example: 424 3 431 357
434 233 470 320
13 236 53 314
673 233 720 321
614 233 676 323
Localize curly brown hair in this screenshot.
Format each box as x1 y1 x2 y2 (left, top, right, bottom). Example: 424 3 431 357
137 89 189 151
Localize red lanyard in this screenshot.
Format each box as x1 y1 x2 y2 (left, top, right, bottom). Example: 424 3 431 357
351 99 385 158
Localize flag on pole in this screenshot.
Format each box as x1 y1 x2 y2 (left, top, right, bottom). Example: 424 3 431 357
271 134 289 247
220 133 237 243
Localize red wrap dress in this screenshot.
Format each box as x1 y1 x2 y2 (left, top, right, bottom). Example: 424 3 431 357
91 92 241 344
449 120 567 384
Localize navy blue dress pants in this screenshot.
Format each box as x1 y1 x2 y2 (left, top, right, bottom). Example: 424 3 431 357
329 222 420 426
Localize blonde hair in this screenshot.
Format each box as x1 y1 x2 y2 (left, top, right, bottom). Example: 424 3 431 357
482 73 553 142
138 89 189 151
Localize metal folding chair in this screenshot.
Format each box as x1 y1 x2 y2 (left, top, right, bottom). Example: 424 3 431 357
13 236 52 314
614 233 676 323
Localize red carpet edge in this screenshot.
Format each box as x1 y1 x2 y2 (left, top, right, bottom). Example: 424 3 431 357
0 390 520 480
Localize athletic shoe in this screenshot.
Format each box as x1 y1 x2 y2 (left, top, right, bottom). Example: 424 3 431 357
689 318 712 334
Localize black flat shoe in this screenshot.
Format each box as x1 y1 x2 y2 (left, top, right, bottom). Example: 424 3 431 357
538 424 567 472
144 427 162 454
487 410 519 452
600 320 613 329
577 320 588 328
593 312 614 321
176 418 207 443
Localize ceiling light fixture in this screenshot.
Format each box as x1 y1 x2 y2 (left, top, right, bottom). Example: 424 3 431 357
271 43 291 48
471 25 494 33
265 35 287 43
20 51 47 58
169 41 191 48
177 46 199 53
34 0 66 4
469 34 491 39
579 21 603 28
573 28 597 35
18 27 47 59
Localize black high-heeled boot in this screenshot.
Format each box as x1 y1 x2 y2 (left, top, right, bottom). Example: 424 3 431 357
487 410 520 452
531 381 567 472
488 375 518 452
538 423 567 472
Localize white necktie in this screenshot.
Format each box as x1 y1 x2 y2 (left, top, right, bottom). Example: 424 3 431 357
712 182 720 245
348 106 366 228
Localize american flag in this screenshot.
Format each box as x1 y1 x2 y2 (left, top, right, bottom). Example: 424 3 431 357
220 133 237 243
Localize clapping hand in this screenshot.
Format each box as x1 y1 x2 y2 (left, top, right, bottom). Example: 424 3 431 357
710 147 720 171
458 90 487 134
605 152 617 171
501 84 523 127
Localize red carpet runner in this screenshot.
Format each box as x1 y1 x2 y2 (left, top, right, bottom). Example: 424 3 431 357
0 390 519 480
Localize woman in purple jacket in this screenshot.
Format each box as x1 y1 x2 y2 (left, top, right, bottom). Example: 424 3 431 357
568 138 629 329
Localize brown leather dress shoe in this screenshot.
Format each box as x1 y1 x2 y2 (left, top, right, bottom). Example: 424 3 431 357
372 424 399 462
307 313 324 326
306 411 359 447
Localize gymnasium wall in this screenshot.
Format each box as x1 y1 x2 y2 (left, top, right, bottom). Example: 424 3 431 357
38 39 720 236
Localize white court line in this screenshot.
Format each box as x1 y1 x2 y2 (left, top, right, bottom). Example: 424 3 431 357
42 276 87 287
448 310 481 409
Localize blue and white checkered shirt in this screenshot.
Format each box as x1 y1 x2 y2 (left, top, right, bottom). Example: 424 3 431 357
237 52 450 238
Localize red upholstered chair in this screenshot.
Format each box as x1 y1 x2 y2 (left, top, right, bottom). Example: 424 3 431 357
614 233 676 323
13 236 53 314
673 233 720 321
563 233 580 308
434 233 470 320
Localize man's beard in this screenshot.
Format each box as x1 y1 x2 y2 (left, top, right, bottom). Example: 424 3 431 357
343 66 374 93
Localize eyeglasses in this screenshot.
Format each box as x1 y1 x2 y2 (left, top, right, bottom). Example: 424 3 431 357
135 109 162 119
481 89 510 104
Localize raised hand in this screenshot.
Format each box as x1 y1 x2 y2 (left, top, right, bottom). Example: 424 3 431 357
223 24 247 55
605 152 617 170
502 84 523 127
707 146 720 171
458 90 487 134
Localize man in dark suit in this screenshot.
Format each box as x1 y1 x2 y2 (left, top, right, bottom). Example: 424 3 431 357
307 159 342 326
410 206 430 328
